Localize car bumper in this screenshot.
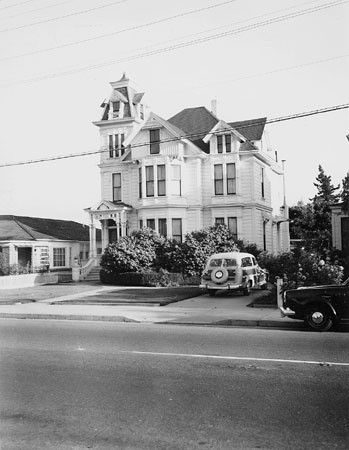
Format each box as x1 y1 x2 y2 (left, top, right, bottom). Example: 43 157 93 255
279 306 296 317
199 283 243 291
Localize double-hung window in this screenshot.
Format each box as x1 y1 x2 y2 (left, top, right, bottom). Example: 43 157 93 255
215 217 225 226
228 217 238 240
172 218 182 242
158 218 167 237
227 163 236 195
112 173 122 202
171 165 181 195
214 164 224 195
217 135 223 153
138 167 142 198
157 165 166 196
225 134 231 152
150 129 160 154
147 219 155 230
146 166 154 197
261 167 265 198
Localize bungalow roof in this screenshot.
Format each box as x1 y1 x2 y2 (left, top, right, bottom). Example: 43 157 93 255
0 215 99 242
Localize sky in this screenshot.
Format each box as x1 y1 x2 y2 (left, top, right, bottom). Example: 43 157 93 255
0 0 348 225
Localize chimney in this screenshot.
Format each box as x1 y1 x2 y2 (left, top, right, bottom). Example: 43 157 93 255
211 99 217 116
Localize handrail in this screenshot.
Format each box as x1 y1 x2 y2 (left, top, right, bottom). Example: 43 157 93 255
79 257 99 279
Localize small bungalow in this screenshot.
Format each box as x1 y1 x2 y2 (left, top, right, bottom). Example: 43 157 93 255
0 215 102 274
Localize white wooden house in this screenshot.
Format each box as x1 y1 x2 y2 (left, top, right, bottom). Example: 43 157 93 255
85 74 289 261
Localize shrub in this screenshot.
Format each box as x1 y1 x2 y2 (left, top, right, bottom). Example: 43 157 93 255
100 227 162 275
258 250 344 289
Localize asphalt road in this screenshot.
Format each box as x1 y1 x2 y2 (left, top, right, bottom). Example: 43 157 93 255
0 320 348 450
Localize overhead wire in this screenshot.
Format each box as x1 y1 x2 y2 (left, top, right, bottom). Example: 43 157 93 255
0 0 338 62
0 0 129 32
0 0 77 21
0 0 36 11
1 0 347 88
0 103 348 168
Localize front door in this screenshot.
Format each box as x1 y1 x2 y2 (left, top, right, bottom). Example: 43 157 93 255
18 247 32 271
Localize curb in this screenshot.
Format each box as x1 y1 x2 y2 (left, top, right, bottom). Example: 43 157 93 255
0 312 305 329
0 313 139 323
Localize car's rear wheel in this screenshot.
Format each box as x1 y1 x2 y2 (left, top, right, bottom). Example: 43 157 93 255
305 304 335 332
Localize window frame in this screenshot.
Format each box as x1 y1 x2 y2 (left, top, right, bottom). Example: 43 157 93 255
157 164 166 197
172 218 182 242
150 129 160 154
214 164 224 195
53 247 66 267
112 173 122 202
146 166 154 197
227 163 236 195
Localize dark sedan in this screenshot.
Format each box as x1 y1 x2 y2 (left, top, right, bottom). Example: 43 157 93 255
280 278 349 331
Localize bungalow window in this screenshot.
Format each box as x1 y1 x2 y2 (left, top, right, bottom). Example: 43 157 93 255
112 173 122 202
150 129 160 154
158 218 167 237
53 248 65 267
217 135 223 153
146 166 154 197
172 218 182 242
227 163 236 195
157 165 166 196
147 219 155 230
228 217 238 240
214 164 223 195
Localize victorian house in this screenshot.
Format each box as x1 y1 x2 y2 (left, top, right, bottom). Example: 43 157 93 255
85 74 289 263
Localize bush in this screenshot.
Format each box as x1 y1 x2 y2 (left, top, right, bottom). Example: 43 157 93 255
100 269 183 286
258 250 344 289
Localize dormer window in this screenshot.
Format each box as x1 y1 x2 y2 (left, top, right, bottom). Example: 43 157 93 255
216 134 232 153
112 101 120 118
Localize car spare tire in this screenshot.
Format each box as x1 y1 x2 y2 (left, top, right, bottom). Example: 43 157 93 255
211 267 229 284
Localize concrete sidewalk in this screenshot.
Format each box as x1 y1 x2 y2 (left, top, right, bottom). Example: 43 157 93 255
0 282 305 329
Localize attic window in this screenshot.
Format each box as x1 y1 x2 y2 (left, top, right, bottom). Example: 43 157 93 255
112 101 120 118
150 129 160 154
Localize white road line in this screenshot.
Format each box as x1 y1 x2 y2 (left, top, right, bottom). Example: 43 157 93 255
124 351 349 367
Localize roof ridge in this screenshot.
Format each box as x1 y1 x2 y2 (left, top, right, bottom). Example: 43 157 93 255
12 216 38 240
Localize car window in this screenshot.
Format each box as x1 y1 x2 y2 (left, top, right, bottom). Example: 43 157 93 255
224 258 237 267
209 259 222 267
252 257 257 265
241 257 252 267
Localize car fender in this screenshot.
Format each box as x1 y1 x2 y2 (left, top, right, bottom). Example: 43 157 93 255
306 297 338 319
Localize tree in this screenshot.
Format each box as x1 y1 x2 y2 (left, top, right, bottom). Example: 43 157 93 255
310 165 340 251
340 171 349 212
289 201 315 249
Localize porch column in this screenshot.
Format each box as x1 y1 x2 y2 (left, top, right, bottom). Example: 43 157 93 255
121 211 127 236
116 213 120 240
101 219 109 250
89 215 97 258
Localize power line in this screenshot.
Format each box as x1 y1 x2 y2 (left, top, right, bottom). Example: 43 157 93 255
0 0 335 62
0 0 77 21
0 0 238 59
0 0 36 11
1 103 348 168
1 0 347 88
0 0 129 33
